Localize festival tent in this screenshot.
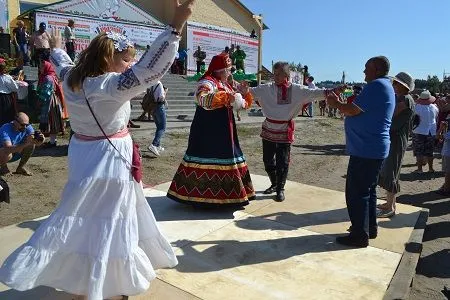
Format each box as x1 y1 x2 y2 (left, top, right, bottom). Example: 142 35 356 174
17 0 167 57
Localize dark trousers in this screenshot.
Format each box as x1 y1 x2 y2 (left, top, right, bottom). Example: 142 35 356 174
65 41 76 61
196 61 205 74
262 139 291 191
346 156 384 239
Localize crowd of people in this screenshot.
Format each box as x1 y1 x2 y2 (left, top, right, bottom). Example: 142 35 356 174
1 0 450 298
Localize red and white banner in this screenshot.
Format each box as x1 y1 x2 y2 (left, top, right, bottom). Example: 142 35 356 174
186 21 259 75
35 11 164 60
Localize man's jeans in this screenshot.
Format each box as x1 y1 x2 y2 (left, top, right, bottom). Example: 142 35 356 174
346 155 384 239
18 43 29 64
152 103 166 147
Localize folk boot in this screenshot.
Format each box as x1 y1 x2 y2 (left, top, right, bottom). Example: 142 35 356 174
275 168 288 202
264 171 277 194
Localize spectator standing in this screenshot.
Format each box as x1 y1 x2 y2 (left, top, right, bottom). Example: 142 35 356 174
193 45 206 74
327 56 395 247
64 19 76 61
0 58 19 126
437 113 450 195
30 22 51 66
12 20 30 65
412 90 439 173
37 60 65 147
148 81 168 156
231 45 246 73
177 48 187 74
377 72 415 218
0 112 44 176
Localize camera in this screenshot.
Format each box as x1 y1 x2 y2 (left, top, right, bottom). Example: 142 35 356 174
33 130 44 142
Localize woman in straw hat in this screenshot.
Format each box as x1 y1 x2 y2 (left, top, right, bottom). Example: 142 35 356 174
0 1 196 299
377 72 416 218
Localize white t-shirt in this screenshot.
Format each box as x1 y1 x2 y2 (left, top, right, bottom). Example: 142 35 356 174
0 74 19 94
413 103 439 136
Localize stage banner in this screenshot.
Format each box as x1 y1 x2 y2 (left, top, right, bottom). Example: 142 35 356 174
186 21 259 75
35 11 164 60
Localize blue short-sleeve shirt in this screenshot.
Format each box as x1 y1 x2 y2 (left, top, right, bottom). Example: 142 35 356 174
0 122 34 148
344 77 395 159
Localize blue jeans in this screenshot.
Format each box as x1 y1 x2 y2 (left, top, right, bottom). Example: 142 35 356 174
346 156 384 239
18 43 30 64
152 103 166 147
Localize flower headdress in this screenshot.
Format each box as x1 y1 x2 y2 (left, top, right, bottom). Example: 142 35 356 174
106 32 133 52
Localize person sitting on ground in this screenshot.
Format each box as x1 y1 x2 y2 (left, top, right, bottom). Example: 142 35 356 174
0 112 45 176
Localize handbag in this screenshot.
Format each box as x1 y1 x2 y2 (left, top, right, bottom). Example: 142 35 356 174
83 90 142 183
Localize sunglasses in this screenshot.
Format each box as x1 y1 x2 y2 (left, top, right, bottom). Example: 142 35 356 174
15 119 29 127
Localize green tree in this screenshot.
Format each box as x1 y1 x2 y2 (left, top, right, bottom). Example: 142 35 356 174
426 75 441 93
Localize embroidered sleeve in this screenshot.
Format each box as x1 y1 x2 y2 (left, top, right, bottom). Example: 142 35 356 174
108 28 180 101
243 92 253 109
196 80 231 110
249 83 271 107
292 84 326 104
50 48 74 81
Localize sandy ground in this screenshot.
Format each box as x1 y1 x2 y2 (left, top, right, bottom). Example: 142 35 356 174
0 117 449 299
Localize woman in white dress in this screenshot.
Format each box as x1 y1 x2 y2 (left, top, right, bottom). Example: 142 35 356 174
0 1 196 299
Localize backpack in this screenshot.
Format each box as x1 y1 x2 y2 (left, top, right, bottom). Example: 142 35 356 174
0 178 10 204
141 85 158 114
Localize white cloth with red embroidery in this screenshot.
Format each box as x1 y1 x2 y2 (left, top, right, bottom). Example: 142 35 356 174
0 28 179 300
250 82 326 143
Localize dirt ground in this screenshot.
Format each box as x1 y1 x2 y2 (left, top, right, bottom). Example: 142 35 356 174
1 117 449 299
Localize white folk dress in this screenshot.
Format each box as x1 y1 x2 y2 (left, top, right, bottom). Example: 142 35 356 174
0 28 179 300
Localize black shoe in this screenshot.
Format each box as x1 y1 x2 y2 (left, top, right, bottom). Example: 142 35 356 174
347 226 377 239
263 185 276 194
275 190 285 202
336 234 368 248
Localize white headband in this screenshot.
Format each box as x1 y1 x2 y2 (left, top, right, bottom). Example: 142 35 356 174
106 32 133 52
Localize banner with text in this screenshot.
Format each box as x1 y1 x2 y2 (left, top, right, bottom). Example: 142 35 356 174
35 11 164 60
186 21 259 75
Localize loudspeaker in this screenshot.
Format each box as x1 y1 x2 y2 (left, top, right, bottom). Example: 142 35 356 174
0 33 11 56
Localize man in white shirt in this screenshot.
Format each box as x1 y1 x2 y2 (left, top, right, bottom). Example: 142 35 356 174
64 19 76 61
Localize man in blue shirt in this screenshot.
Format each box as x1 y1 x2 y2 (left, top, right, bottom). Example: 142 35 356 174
327 56 395 247
177 48 188 75
0 112 45 176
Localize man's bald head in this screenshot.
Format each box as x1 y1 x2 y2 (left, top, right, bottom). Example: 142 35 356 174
16 112 29 124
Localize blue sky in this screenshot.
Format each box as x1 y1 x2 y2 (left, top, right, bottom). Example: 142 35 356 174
241 0 450 83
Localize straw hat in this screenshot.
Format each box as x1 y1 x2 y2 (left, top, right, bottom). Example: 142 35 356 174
392 72 415 92
418 90 436 103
